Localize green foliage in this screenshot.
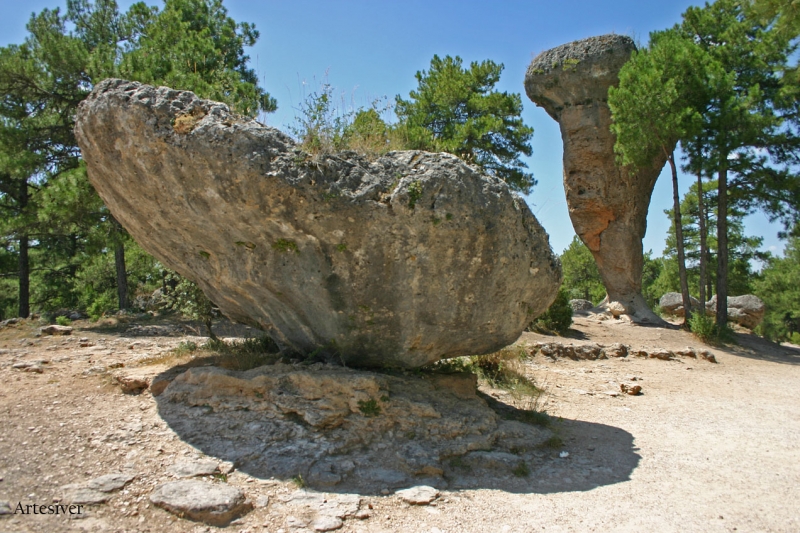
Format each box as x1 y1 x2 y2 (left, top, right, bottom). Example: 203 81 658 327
271 239 298 253
203 335 280 370
173 340 198 356
357 398 381 417
287 80 406 157
529 288 573 334
162 273 218 340
470 347 539 398
118 0 276 116
541 435 564 449
651 179 767 300
55 315 71 326
287 82 350 153
512 461 530 477
0 0 275 320
395 54 535 193
559 236 605 304
755 234 800 341
609 29 708 172
406 180 423 209
688 313 717 343
688 312 735 345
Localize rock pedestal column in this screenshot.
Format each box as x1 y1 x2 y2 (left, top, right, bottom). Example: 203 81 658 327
525 34 667 324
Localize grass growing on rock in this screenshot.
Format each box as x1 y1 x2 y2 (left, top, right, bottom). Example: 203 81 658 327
204 336 282 371
421 346 552 427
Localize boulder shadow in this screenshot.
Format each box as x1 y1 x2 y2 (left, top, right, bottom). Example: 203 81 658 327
152 363 640 496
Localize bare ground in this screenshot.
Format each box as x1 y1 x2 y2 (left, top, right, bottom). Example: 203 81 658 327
1 313 799 533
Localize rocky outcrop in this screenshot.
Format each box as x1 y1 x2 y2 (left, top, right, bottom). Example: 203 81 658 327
527 342 716 363
156 364 553 492
706 294 766 329
659 292 703 317
525 35 669 325
75 79 561 368
569 299 594 312
659 292 765 328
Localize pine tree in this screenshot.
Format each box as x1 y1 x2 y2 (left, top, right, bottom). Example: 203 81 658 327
395 55 535 193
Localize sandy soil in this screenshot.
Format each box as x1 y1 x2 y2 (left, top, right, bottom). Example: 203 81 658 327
1 314 798 533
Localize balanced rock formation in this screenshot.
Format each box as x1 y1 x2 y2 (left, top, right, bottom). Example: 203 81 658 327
75 79 561 368
525 35 669 324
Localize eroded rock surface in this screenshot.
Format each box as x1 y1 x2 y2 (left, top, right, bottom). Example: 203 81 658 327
525 35 669 324
156 363 553 493
149 480 251 526
75 79 561 368
659 292 703 317
706 294 766 329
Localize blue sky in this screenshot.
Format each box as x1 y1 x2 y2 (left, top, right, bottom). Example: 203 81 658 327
0 0 786 260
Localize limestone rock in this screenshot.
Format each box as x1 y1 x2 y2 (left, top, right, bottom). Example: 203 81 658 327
605 343 628 358
607 301 626 318
569 299 594 311
75 79 561 368
149 480 251 526
40 324 73 335
60 486 110 505
113 374 150 394
659 292 703 317
526 35 669 324
312 516 344 531
649 349 675 361
85 473 135 492
706 294 765 329
61 473 134 504
156 364 552 492
396 485 439 505
167 460 220 478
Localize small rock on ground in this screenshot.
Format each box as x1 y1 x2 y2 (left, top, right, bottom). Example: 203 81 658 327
396 485 439 505
40 324 73 335
60 486 111 505
167 460 219 478
149 480 251 527
312 515 343 531
86 473 135 492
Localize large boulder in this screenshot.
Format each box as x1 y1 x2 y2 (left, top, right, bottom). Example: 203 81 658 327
525 35 670 325
659 292 703 317
75 79 561 368
706 294 766 329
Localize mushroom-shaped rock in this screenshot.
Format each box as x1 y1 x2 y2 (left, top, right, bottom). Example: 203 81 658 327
75 79 561 368
525 35 668 324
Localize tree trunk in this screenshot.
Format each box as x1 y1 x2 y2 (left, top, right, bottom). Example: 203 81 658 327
18 235 30 318
669 153 692 326
204 317 218 341
716 166 728 331
114 240 128 310
111 217 129 310
696 172 707 310
18 179 30 318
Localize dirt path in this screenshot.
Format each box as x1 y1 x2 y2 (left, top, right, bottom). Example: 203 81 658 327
1 315 798 533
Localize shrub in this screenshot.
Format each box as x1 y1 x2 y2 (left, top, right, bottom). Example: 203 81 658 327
529 288 573 334
55 315 71 326
689 312 735 345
